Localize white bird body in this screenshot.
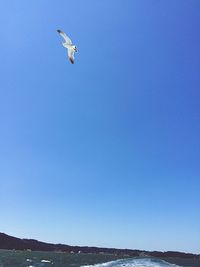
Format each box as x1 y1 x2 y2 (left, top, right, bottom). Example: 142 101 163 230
57 29 77 64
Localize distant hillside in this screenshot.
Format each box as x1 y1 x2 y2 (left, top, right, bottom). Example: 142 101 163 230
0 232 199 259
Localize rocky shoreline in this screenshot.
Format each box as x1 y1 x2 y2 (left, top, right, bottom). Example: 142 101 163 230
0 233 199 263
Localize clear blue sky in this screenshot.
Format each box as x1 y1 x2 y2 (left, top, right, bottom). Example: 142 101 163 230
0 0 199 254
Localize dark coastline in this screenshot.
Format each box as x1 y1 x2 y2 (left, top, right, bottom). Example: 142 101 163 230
0 233 199 265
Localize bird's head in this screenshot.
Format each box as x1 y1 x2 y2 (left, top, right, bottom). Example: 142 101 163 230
73 45 78 52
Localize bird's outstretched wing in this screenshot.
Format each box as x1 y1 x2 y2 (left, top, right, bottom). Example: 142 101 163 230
57 29 72 45
68 49 75 64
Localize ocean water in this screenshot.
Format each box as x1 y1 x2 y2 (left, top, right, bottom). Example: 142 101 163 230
0 250 125 267
82 258 180 267
1 250 198 267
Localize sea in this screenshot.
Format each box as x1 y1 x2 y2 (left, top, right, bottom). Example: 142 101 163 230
82 258 180 267
0 250 199 267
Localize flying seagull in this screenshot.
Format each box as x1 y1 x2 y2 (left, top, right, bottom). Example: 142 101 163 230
57 29 77 64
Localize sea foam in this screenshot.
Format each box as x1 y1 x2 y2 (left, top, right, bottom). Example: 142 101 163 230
81 258 181 267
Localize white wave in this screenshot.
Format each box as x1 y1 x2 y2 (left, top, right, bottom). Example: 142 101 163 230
81 258 181 267
41 259 52 263
81 260 117 267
